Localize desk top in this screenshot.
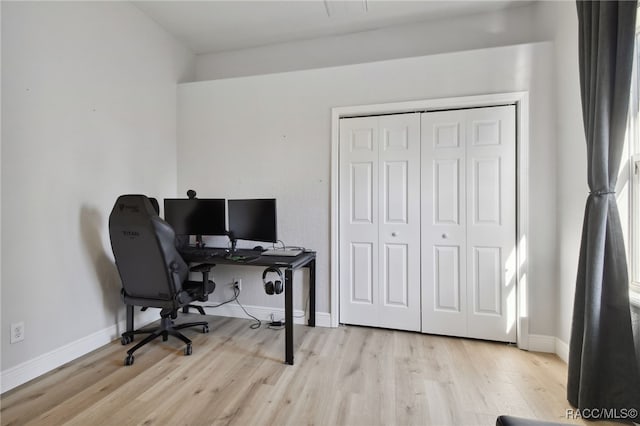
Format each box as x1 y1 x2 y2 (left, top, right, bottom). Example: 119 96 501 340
179 247 316 269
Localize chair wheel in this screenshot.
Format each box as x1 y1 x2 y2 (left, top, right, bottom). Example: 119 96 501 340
124 355 134 366
185 344 192 356
202 325 209 333
121 335 132 345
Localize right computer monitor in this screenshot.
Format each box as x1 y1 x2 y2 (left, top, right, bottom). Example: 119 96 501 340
163 198 226 236
227 198 277 244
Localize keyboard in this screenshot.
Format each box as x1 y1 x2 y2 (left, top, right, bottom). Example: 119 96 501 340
179 246 225 259
225 254 259 262
262 248 303 257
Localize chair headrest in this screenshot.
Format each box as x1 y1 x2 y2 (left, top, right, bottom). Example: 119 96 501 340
111 195 158 221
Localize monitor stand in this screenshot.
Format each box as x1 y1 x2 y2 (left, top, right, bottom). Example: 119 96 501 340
229 238 237 254
224 235 260 261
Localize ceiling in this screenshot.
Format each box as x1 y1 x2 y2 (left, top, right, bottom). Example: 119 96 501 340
133 1 532 55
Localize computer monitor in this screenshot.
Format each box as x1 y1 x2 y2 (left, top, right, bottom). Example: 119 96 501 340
227 199 277 250
163 198 226 237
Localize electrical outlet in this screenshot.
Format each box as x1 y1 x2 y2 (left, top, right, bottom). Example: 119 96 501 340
233 278 242 292
10 322 24 344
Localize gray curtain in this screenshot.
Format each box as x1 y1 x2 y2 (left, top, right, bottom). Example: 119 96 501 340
568 1 640 421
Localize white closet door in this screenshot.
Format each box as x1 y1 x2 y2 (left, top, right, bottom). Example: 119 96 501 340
465 106 516 342
421 110 468 336
339 113 421 331
421 106 516 342
339 116 379 327
377 114 421 331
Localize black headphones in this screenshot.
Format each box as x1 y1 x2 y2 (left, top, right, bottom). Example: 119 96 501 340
262 267 283 295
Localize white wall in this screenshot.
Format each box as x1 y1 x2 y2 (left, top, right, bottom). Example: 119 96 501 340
178 42 558 337
1 1 195 382
551 4 586 347
535 2 585 347
195 2 544 81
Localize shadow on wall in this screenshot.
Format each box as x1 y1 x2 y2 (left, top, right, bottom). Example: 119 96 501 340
79 205 122 326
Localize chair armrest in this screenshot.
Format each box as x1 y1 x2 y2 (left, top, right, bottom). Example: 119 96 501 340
189 263 216 298
189 263 214 274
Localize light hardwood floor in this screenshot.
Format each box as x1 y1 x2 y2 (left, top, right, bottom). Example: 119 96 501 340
0 316 615 425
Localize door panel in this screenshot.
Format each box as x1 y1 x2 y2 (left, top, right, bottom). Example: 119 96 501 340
351 162 374 223
471 119 502 146
434 245 461 312
384 243 408 306
422 105 516 342
472 246 502 315
466 106 516 342
340 113 420 331
383 125 410 151
340 117 379 326
421 110 467 336
435 159 461 225
350 242 374 304
378 114 420 331
472 157 502 225
350 128 375 151
384 161 408 224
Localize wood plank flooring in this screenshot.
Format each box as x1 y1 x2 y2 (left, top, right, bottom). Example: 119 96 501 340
0 316 615 425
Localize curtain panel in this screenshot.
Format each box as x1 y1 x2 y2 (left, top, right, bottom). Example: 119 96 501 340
568 1 640 420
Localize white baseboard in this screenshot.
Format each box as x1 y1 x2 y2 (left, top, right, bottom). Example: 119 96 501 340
528 334 570 363
315 312 332 327
199 303 332 327
528 334 557 353
1 304 331 394
0 310 157 394
555 337 569 363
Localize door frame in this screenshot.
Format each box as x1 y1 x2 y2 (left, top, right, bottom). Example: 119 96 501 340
330 92 531 350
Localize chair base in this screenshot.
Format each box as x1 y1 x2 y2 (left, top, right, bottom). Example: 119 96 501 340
121 315 209 366
182 304 206 315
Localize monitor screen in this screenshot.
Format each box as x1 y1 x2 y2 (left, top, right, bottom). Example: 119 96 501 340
228 199 277 243
163 198 226 236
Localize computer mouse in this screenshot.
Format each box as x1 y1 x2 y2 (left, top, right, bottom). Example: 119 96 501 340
253 245 264 252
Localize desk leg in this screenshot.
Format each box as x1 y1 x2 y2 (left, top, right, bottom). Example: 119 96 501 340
126 304 134 333
308 258 316 327
285 268 294 365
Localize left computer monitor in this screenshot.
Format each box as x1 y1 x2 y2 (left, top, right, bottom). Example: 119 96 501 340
163 198 226 236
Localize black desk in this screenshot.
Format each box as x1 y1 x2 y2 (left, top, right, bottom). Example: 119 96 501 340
126 248 316 365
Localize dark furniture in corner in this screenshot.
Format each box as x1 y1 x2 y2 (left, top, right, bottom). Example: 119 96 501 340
496 416 569 426
109 194 216 366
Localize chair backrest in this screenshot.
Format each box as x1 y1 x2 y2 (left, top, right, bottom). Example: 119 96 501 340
109 195 188 301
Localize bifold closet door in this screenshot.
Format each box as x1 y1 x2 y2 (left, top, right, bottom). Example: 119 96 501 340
421 106 516 343
421 110 468 337
339 114 421 331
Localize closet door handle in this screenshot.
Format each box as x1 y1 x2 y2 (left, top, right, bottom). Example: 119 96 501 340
442 233 448 239
391 232 398 237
